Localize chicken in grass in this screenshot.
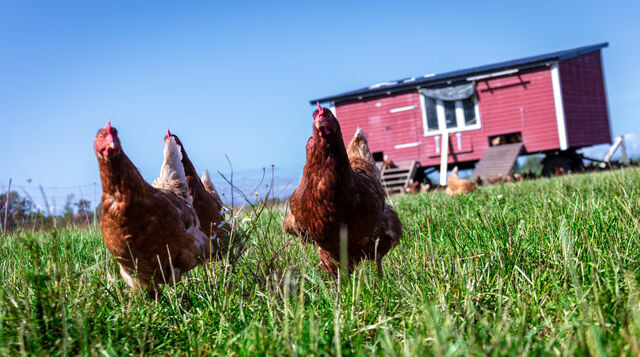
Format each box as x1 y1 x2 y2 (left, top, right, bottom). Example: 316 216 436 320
445 166 475 195
95 121 214 296
486 174 504 185
165 131 227 244
285 104 402 276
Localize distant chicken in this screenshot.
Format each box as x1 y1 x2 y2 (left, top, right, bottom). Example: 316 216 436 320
383 155 395 169
504 172 524 183
95 121 214 296
284 104 402 276
486 174 504 185
165 131 226 241
445 166 475 195
407 179 428 194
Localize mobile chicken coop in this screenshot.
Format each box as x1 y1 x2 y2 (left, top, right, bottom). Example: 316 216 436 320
311 43 611 193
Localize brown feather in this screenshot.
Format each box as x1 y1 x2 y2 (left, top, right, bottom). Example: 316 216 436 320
95 126 213 296
445 167 475 195
286 111 402 275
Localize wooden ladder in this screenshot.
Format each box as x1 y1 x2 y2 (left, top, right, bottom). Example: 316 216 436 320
381 160 420 195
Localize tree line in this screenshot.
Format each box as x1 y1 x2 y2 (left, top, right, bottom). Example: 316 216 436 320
0 191 98 233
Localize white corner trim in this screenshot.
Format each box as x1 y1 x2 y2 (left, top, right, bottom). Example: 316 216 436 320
394 141 421 149
389 105 417 113
550 63 568 150
419 93 430 136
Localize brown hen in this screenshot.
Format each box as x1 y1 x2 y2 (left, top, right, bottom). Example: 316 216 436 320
285 105 402 276
95 121 214 296
445 166 475 195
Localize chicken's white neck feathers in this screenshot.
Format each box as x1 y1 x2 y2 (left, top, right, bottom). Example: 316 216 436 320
152 136 191 203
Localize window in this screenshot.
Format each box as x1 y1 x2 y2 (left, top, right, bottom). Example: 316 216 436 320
444 101 457 128
424 96 438 132
420 93 480 136
462 98 477 126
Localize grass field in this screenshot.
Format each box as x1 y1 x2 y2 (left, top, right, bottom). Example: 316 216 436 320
1 168 639 355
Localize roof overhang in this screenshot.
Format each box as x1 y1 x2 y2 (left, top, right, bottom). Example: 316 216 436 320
310 42 608 105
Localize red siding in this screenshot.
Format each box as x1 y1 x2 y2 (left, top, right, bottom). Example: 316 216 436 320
334 61 608 168
336 93 424 163
474 66 560 153
559 51 611 147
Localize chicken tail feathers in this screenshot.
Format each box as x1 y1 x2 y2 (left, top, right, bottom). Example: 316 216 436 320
201 169 215 192
201 169 225 209
347 127 376 164
152 136 191 202
347 127 382 182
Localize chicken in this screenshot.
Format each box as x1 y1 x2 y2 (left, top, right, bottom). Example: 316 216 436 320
486 174 504 185
407 179 428 194
285 104 402 276
491 136 506 146
445 166 475 195
474 176 483 186
383 155 395 169
407 180 421 194
94 121 214 296
504 172 524 183
165 131 226 241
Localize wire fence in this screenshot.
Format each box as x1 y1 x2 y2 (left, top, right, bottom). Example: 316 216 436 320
0 182 98 217
0 165 301 233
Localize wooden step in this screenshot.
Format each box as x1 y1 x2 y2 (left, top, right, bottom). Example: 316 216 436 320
383 167 412 174
380 160 421 195
382 172 412 180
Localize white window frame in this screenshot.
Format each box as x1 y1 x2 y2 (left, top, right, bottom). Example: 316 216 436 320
419 92 481 137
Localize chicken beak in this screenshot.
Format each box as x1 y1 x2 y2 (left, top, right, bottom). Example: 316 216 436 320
315 120 327 136
102 134 115 157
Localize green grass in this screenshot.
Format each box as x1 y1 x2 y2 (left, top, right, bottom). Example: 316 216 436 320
1 168 639 355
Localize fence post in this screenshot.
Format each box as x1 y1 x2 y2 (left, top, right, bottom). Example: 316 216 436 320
3 178 11 234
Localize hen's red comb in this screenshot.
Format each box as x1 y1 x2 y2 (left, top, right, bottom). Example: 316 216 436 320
316 101 324 117
106 119 112 134
167 129 171 137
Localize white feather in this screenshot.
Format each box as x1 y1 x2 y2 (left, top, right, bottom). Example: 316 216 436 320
201 169 213 187
152 137 191 202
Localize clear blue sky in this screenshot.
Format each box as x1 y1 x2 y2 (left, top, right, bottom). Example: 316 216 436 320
1 1 639 210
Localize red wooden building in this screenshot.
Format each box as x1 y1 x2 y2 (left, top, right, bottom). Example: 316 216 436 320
311 43 611 190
